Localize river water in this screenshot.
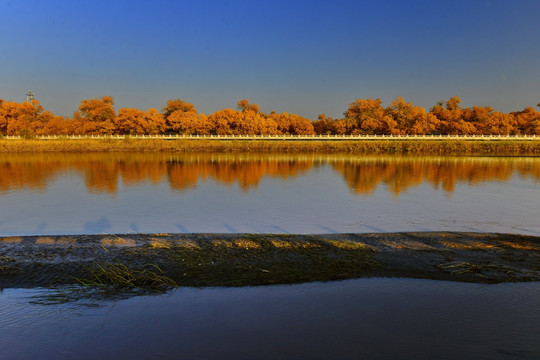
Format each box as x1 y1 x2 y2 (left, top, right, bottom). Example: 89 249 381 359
0 152 538 236
1 278 539 360
1 152 540 359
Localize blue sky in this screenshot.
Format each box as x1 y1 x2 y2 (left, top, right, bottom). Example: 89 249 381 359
1 0 539 119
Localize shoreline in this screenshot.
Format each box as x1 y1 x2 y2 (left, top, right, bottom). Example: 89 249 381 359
1 232 539 289
1 139 540 155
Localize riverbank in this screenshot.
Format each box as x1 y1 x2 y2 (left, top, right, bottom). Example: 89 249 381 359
1 138 540 155
1 232 539 289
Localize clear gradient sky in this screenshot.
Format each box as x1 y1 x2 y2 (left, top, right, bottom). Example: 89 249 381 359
1 0 539 119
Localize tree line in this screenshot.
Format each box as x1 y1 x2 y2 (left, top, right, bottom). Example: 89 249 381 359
0 95 539 136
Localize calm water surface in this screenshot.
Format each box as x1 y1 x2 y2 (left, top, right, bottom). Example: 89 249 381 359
0 152 539 236
1 278 539 360
2 153 539 359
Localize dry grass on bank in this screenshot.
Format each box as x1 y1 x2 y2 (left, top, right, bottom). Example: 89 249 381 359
0 138 539 155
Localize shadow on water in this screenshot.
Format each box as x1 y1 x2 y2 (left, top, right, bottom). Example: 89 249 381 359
318 225 338 233
35 222 48 234
83 217 111 234
361 224 388 232
176 224 188 232
129 223 139 233
223 223 238 233
269 225 288 233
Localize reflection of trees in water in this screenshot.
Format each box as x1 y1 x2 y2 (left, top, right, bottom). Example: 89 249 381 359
332 158 519 195
0 153 538 195
0 153 314 194
167 158 314 191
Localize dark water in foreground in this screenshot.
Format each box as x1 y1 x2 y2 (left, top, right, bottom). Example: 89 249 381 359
1 278 539 360
0 153 539 236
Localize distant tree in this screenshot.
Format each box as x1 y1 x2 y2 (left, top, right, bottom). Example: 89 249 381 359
0 100 48 136
345 98 398 134
461 105 494 134
143 108 167 134
168 110 213 135
76 96 116 134
236 99 260 113
267 112 315 135
41 115 70 135
331 119 350 135
163 99 196 118
162 99 197 133
385 97 438 135
312 114 334 135
431 96 477 135
483 112 517 135
115 108 165 135
208 108 239 135
511 107 540 135
208 107 279 135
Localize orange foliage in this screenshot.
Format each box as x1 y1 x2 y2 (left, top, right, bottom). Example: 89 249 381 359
75 96 116 135
163 99 196 119
168 110 213 135
208 106 279 135
1 95 539 136
237 99 260 113
312 114 334 135
345 98 398 135
268 112 315 135
385 97 439 135
512 107 540 135
116 108 166 135
0 100 48 136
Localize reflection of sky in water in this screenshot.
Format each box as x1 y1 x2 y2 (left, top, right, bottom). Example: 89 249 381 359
1 279 539 359
0 156 539 236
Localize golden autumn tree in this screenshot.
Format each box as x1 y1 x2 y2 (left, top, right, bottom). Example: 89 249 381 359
207 107 272 135
237 99 260 113
385 97 439 135
345 98 399 135
312 114 334 135
163 99 196 118
168 110 213 135
460 105 494 134
244 109 278 135
75 96 116 135
431 96 478 134
40 115 71 135
115 108 166 135
208 108 238 135
511 107 540 135
481 112 518 135
0 100 50 136
162 99 200 134
208 100 279 135
267 112 314 135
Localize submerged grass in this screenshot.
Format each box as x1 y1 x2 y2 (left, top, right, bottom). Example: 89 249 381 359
72 263 178 292
121 235 377 287
0 138 539 155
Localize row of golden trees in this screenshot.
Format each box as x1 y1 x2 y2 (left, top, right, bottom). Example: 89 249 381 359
0 95 539 136
314 97 540 135
0 97 314 136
